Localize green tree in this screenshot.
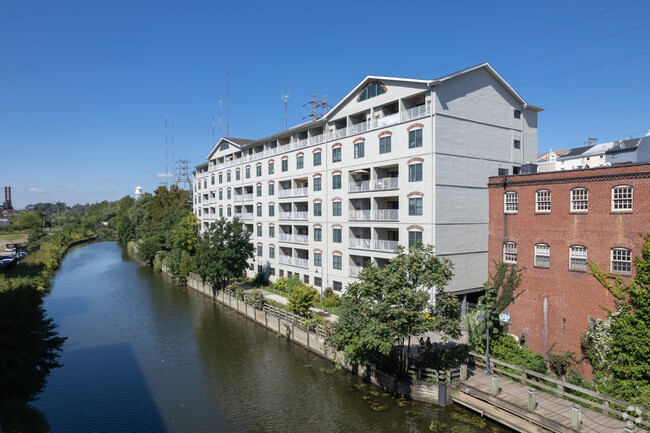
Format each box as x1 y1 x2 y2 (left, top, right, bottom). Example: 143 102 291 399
136 236 159 266
288 284 319 316
194 217 254 289
330 244 455 375
170 212 198 254
582 234 650 406
146 185 189 234
13 211 43 231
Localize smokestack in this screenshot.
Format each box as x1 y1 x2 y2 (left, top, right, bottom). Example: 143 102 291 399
3 187 12 209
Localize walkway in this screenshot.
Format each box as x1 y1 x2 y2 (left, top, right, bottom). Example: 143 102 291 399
252 289 338 322
456 367 631 433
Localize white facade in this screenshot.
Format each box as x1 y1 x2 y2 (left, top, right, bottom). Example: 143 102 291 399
193 63 540 296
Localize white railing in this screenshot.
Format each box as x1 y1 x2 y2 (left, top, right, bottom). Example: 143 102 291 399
349 238 371 249
349 266 365 277
373 112 400 128
243 193 254 201
374 209 399 221
279 255 292 265
349 210 371 221
203 105 431 174
243 213 254 220
374 177 399 190
279 234 309 244
279 211 308 221
278 187 308 198
349 177 399 193
279 256 309 268
233 195 244 202
208 197 217 204
401 105 430 122
349 180 371 193
374 239 399 252
234 212 242 218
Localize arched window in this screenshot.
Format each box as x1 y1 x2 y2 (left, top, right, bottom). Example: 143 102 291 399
534 244 550 268
358 81 386 101
612 185 633 211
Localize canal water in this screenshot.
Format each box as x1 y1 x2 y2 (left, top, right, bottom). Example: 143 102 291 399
35 242 510 432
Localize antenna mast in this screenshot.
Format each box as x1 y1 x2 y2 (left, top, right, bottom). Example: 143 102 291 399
171 121 175 175
281 87 290 129
226 66 229 137
302 92 330 120
212 116 215 146
164 109 168 186
219 97 222 138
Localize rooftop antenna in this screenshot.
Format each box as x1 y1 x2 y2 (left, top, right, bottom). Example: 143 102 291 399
226 66 229 137
585 137 598 146
281 87 290 129
302 92 331 120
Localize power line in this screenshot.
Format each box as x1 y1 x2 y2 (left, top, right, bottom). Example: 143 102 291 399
412 0 641 78
514 49 650 87
501 21 650 70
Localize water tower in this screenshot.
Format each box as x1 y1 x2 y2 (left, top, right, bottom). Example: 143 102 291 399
135 186 143 200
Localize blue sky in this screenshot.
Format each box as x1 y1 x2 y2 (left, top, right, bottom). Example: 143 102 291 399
2 0 649 208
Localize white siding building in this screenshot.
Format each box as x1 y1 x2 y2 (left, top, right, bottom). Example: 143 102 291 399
193 63 541 300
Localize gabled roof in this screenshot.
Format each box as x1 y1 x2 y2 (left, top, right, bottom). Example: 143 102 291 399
606 136 649 153
206 137 255 160
558 146 592 159
324 63 542 120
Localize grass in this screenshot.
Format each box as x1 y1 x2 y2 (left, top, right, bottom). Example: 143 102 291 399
263 285 341 316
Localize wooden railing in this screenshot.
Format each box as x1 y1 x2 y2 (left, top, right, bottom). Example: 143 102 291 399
467 351 650 430
223 288 331 340
407 365 461 383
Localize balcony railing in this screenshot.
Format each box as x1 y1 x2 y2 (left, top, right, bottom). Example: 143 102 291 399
349 210 371 221
349 177 399 193
243 193 254 201
374 239 399 252
204 105 431 174
279 256 309 268
279 234 309 244
243 213 254 220
279 211 309 221
374 209 399 221
278 187 309 198
349 238 371 249
233 195 244 202
349 266 365 277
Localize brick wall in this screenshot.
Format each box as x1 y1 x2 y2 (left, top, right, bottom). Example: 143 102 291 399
488 163 650 377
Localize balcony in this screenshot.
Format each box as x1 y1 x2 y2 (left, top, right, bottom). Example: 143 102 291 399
278 187 308 198
374 239 399 252
279 234 309 244
243 213 254 220
349 238 371 249
233 195 244 202
243 193 254 201
279 211 309 221
374 209 399 221
349 177 399 193
349 266 365 277
349 210 371 221
279 256 309 268
205 106 432 174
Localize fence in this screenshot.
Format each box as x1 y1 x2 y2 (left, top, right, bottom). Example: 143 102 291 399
467 351 650 431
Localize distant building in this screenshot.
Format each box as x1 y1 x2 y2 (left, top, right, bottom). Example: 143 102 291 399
0 186 14 225
488 163 650 376
135 186 143 200
605 132 650 165
193 63 541 300
537 149 569 172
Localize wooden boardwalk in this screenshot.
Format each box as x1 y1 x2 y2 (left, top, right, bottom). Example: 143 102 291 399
454 367 632 433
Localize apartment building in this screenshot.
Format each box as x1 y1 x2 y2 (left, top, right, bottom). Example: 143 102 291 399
488 163 650 376
193 63 540 301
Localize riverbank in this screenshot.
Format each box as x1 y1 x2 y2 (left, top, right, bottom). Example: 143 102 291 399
182 271 454 407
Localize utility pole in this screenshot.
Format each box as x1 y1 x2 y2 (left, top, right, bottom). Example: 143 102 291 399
302 92 330 120
281 87 290 129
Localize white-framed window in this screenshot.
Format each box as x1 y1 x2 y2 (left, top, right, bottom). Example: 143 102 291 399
504 192 518 213
534 244 550 268
503 242 517 263
612 185 633 211
571 188 588 212
569 246 587 271
611 248 632 275
536 190 551 212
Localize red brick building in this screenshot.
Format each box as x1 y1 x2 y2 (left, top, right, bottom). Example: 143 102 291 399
488 163 650 376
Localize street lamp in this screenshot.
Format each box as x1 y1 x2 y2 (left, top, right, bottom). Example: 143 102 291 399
477 307 491 374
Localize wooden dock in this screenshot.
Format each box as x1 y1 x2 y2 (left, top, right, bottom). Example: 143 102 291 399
454 363 637 433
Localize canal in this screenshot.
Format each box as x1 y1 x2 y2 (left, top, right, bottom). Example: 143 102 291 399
35 242 511 432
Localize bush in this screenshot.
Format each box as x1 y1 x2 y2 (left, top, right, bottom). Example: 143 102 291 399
272 277 288 293
285 275 303 294
321 291 340 308
288 284 319 316
491 333 547 374
248 289 265 309
254 271 268 287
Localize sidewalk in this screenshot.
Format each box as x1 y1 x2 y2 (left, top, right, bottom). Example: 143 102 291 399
248 288 339 322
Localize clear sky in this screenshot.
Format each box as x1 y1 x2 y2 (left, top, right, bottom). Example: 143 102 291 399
2 0 649 208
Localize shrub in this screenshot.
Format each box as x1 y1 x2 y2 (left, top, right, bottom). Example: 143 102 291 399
288 284 319 316
249 289 265 309
272 277 288 293
321 291 340 308
491 333 547 374
285 275 303 294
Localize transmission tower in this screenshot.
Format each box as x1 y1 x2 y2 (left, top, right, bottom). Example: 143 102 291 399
302 92 330 120
174 158 193 192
